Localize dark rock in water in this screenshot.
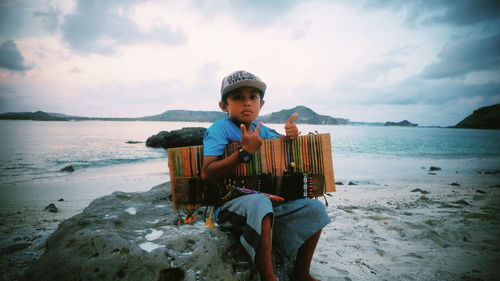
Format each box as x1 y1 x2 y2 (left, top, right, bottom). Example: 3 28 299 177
451 183 461 186
44 203 58 213
126 140 143 144
454 200 470 205
60 165 75 172
429 166 441 171
146 127 207 149
411 188 430 194
428 172 436 175
1 243 32 254
348 181 357 185
452 103 500 129
22 183 291 281
476 189 486 194
58 198 64 202
384 120 417 127
335 181 344 185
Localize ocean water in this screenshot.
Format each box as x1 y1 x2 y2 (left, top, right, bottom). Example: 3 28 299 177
1 120 499 185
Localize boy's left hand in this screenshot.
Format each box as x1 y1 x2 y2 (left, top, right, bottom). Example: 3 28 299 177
285 113 299 139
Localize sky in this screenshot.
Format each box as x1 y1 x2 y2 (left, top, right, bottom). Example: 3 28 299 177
0 0 499 126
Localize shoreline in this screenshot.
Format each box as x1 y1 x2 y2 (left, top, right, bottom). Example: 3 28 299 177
1 157 499 280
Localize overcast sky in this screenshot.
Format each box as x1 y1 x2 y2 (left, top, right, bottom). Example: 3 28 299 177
0 0 499 126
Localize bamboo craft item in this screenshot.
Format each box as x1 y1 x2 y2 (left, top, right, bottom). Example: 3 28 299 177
168 133 335 209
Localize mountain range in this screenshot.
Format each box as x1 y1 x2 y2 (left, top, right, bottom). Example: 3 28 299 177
0 106 351 125
3 104 497 128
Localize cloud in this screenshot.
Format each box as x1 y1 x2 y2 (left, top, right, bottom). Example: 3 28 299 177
383 44 418 57
357 0 500 27
0 39 34 72
0 1 60 39
33 3 61 33
61 0 188 54
335 60 405 87
420 33 500 79
190 0 306 26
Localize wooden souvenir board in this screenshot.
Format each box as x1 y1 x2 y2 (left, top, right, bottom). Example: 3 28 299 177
168 133 335 209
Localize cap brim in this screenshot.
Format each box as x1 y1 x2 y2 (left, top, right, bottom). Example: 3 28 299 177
221 80 267 97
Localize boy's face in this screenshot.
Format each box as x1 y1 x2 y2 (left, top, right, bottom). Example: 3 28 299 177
219 86 265 124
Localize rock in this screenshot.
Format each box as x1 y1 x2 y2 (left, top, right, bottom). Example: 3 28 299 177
60 165 75 172
429 166 441 171
44 203 58 213
411 188 430 194
126 141 143 144
335 181 344 185
384 120 418 127
58 198 64 201
348 181 357 185
428 173 436 175
452 103 500 129
476 190 486 194
450 183 461 186
1 243 32 254
22 183 291 281
454 200 470 205
146 127 207 149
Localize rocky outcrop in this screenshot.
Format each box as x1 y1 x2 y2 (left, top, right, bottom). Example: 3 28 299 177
453 103 500 129
146 127 207 149
22 183 292 281
384 120 418 127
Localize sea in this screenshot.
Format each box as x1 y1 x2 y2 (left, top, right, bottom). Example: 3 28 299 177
1 120 500 185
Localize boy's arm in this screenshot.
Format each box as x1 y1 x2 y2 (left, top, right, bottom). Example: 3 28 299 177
200 153 240 181
201 122 263 182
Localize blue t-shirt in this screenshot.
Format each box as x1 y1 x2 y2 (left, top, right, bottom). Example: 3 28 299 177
203 117 280 156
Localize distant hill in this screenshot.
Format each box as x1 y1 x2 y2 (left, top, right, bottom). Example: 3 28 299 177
453 104 500 129
0 106 350 125
259 106 350 125
0 111 68 121
384 120 418 127
140 110 226 122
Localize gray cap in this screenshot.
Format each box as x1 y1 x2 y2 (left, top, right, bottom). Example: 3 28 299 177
220 70 267 99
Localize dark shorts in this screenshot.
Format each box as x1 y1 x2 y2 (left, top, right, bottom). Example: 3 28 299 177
216 194 331 262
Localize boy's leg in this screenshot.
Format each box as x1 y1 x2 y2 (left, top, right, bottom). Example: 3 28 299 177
255 214 277 281
291 230 322 281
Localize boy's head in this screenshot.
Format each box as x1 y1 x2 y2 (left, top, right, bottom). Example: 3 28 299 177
220 70 266 103
219 70 266 124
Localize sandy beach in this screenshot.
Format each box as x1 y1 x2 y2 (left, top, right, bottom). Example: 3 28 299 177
1 156 499 280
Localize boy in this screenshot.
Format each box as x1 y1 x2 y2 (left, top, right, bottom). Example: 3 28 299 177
200 70 330 281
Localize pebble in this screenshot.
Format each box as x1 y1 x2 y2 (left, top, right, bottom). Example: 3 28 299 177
44 203 58 213
411 188 430 194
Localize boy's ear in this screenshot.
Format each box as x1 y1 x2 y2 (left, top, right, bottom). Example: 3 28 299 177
219 101 228 112
260 100 265 108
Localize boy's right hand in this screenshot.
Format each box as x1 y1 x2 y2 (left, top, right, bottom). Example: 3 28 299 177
240 122 263 153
